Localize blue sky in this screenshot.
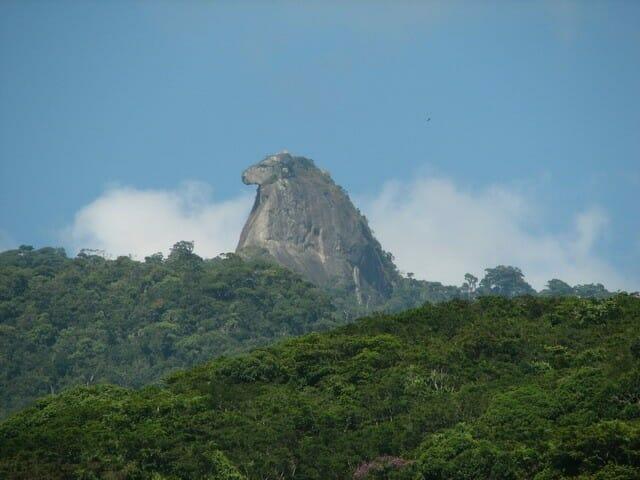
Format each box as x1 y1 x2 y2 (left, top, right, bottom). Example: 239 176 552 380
1 1 638 290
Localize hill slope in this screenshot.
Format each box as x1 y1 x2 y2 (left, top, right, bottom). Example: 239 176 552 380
2 295 639 479
0 243 337 418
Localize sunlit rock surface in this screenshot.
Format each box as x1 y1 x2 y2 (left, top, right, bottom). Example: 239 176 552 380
237 152 396 305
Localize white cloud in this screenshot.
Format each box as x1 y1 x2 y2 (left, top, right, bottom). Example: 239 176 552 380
66 182 253 260
66 176 631 291
362 177 627 290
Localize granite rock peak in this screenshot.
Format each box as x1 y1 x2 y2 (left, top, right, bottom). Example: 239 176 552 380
237 152 397 305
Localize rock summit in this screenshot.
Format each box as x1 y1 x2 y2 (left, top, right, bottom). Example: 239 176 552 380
237 152 397 305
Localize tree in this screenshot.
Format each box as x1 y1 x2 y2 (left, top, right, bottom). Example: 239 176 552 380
573 283 611 299
167 241 202 272
477 265 535 298
144 252 164 264
168 240 195 259
462 273 478 299
540 279 574 297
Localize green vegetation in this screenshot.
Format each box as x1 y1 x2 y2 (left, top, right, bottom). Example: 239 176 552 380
0 243 617 420
2 295 638 479
0 243 337 418
380 265 612 312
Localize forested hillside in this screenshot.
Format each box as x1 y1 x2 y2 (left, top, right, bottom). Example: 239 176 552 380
0 242 617 420
2 295 638 479
0 243 337 418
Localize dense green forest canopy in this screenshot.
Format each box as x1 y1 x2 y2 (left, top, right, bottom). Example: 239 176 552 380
380 264 612 312
0 244 616 420
0 243 338 418
1 295 638 479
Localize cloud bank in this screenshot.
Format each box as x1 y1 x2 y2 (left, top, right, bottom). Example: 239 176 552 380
67 176 628 290
362 177 624 290
67 182 253 260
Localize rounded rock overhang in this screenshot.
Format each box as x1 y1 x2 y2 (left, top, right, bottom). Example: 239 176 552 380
241 152 310 186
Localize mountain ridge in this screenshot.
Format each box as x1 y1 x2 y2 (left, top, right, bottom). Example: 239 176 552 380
2 294 638 479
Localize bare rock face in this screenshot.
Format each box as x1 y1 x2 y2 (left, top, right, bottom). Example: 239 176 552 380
237 152 396 305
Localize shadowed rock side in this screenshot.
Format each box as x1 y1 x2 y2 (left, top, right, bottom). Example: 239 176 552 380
237 152 397 306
